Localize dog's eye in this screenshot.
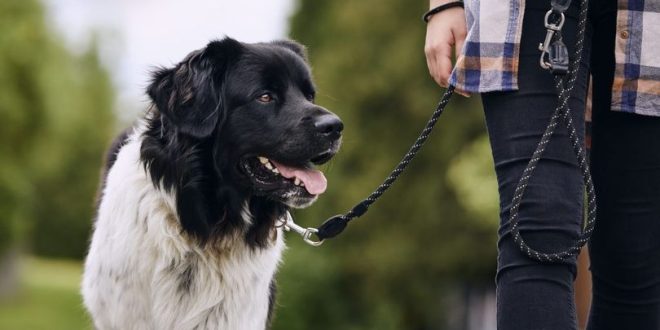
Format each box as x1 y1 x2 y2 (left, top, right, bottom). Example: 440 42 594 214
257 93 273 103
306 94 315 102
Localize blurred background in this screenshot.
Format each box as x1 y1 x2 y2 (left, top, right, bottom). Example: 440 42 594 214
0 0 503 329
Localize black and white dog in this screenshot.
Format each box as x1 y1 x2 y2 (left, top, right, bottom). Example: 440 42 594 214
82 37 342 330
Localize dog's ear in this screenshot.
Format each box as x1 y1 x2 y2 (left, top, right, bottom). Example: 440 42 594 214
148 38 243 138
271 39 308 62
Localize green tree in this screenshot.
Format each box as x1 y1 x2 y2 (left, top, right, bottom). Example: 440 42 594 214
0 0 115 262
272 1 499 329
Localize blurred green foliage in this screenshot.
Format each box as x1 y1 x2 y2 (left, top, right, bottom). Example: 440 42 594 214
0 0 114 258
1 0 501 328
271 1 499 329
0 258 90 330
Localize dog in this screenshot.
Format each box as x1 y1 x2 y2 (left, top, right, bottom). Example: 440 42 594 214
82 37 342 330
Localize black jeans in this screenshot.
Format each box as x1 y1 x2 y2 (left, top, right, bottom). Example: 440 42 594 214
481 0 660 329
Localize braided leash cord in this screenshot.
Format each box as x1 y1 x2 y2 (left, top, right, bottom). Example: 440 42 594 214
508 0 595 263
317 0 595 264
316 86 455 239
347 86 455 213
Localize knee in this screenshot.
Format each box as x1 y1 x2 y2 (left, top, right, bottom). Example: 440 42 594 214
497 237 578 286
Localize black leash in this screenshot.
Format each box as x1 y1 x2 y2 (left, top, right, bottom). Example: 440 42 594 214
285 0 595 263
315 85 456 240
510 0 596 263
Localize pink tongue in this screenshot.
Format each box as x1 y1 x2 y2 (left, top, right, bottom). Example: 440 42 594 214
270 160 327 195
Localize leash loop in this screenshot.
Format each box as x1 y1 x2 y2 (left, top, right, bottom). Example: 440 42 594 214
287 0 595 265
508 0 595 263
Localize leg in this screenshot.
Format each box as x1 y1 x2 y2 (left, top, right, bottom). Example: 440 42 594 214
587 0 660 327
481 1 591 328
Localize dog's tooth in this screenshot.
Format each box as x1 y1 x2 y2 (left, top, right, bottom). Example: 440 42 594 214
272 168 280 174
265 162 274 170
300 181 305 187
294 178 301 185
258 157 269 164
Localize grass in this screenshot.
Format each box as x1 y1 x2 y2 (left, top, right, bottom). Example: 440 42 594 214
0 257 91 330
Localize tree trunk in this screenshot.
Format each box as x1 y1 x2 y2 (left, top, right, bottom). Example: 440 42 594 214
0 247 21 299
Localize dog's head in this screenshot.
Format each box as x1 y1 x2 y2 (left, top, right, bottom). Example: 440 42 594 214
142 38 341 242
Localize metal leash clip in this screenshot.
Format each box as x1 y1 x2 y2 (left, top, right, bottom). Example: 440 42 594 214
279 212 324 246
539 10 569 75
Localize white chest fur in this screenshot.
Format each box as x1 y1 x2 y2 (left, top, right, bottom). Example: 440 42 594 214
82 132 285 330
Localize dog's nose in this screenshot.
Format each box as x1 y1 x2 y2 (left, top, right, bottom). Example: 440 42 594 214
314 114 343 138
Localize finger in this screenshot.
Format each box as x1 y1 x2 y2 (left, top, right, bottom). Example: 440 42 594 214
455 35 465 61
435 46 453 87
426 42 447 87
431 58 446 88
453 21 467 58
431 53 448 87
425 46 441 86
456 89 471 97
425 48 433 75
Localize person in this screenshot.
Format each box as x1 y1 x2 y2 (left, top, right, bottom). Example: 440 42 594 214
424 0 660 329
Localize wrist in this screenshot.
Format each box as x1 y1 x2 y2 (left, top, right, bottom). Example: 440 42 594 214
423 1 464 23
429 0 456 9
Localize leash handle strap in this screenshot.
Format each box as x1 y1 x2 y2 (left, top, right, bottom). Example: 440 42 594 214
312 0 594 265
509 0 595 263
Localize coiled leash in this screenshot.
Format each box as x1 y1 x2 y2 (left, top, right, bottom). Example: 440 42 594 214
282 0 596 263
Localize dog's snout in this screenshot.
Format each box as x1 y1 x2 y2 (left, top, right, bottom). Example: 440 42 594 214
314 114 343 138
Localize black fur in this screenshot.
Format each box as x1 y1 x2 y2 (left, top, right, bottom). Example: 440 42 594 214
266 279 277 327
139 37 342 249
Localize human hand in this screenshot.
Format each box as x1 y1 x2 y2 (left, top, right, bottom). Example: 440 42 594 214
424 0 469 95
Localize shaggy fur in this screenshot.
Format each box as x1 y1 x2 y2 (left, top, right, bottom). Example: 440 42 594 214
82 37 342 330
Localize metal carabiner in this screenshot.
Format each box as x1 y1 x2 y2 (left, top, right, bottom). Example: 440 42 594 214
279 212 324 247
539 10 566 70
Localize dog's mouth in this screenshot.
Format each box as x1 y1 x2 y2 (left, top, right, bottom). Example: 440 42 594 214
240 154 334 207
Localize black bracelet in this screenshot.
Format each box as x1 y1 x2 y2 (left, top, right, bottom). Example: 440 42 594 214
422 1 464 23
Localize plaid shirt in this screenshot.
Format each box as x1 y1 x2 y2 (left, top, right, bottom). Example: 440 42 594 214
449 0 660 117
